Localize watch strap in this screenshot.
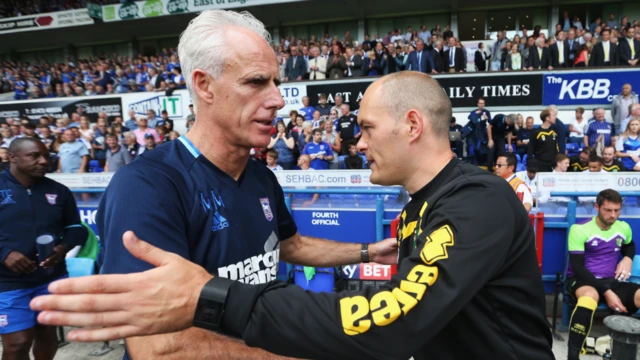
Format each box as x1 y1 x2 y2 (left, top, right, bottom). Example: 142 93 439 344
361 243 370 263
193 277 234 332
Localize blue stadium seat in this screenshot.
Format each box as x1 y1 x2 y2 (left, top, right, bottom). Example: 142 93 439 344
626 206 640 216
630 255 640 284
522 154 527 166
338 155 347 169
566 143 579 155
89 160 103 173
359 155 367 169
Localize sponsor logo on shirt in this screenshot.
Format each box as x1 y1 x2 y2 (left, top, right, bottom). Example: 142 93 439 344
0 190 15 205
200 190 229 232
217 232 280 284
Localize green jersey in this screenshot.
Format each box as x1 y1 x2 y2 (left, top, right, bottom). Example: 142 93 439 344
568 217 633 279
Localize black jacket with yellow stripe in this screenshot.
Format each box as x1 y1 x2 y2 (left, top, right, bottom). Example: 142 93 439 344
219 158 554 360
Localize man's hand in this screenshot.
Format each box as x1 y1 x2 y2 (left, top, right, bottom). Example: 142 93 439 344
30 231 213 342
488 139 494 149
4 251 37 274
615 257 633 281
40 245 66 269
370 238 399 265
604 290 628 313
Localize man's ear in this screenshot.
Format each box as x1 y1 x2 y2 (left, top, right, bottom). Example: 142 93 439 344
192 69 214 106
406 109 424 143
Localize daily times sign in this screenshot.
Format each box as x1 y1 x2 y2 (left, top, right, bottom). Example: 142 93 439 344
102 0 307 22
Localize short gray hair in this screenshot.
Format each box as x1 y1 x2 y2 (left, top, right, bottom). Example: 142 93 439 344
177 10 271 100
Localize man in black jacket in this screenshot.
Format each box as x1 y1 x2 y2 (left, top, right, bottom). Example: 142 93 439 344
528 37 553 70
474 42 489 71
0 138 86 360
32 72 554 360
444 37 466 72
618 26 639 66
590 29 619 67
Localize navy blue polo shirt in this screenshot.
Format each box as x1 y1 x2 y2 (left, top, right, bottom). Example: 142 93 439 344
0 171 86 292
98 136 298 283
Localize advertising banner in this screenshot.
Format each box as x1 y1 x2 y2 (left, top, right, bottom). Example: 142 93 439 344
293 208 376 244
78 205 99 234
278 84 306 117
121 90 191 119
0 96 122 122
0 9 94 35
47 173 114 188
306 73 543 110
542 69 632 106
536 172 640 193
102 0 306 22
273 170 376 187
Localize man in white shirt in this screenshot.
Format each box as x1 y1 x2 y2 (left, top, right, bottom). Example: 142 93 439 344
495 153 533 213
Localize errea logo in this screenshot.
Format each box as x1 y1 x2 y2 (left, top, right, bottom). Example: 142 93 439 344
201 190 229 232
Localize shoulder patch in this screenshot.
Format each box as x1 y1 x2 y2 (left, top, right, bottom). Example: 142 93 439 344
420 225 455 265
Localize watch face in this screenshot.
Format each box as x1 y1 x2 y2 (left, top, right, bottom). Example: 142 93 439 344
194 298 223 327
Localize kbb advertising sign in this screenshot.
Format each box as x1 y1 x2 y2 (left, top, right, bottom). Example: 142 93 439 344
542 69 632 106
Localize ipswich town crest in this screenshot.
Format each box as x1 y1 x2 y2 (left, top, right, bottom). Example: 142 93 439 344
260 198 273 221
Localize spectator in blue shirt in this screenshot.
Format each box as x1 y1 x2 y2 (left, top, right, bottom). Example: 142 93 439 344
303 128 334 170
298 96 315 120
135 65 149 91
585 108 614 148
12 74 27 100
57 129 89 173
125 109 138 131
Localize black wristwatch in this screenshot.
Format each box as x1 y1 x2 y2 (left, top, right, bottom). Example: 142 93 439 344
361 243 371 263
193 277 234 332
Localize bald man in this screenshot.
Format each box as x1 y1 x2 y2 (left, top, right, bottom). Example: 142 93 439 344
32 72 553 360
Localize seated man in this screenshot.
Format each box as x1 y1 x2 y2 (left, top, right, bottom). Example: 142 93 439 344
554 154 570 173
449 117 463 159
494 153 533 213
601 145 624 172
569 147 592 172
586 156 605 173
344 140 363 169
566 189 637 360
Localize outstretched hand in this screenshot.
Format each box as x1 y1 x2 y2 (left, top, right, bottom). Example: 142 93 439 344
30 231 213 342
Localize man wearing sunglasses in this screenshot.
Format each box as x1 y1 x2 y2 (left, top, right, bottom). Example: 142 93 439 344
495 152 533 213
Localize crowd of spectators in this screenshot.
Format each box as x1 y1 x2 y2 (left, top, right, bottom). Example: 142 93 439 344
452 83 640 174
0 0 120 18
0 108 182 174
0 49 185 100
3 11 639 100
477 12 640 71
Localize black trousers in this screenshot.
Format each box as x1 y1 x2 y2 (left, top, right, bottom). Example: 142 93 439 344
486 136 506 170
